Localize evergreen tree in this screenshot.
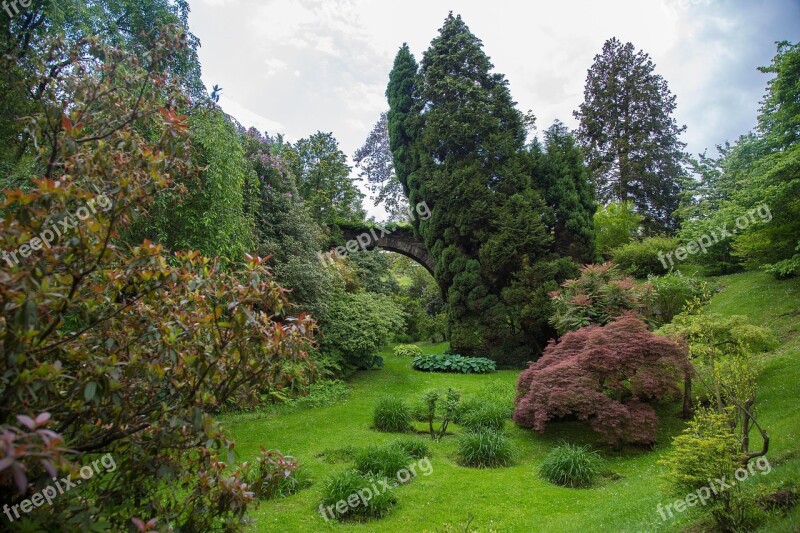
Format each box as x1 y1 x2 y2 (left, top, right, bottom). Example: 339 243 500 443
390 13 552 364
575 38 686 232
531 121 597 263
386 43 420 198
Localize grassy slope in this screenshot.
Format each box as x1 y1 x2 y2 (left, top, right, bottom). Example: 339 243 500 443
220 271 800 532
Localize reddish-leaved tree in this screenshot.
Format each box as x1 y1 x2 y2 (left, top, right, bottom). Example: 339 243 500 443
513 316 689 446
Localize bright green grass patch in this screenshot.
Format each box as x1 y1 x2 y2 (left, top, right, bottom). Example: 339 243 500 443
218 272 800 532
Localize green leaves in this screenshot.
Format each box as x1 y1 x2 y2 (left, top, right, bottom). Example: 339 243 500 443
411 353 496 374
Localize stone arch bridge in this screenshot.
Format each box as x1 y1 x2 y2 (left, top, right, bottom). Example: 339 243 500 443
328 224 435 276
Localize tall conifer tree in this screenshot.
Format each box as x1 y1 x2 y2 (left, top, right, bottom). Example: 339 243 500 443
575 38 686 232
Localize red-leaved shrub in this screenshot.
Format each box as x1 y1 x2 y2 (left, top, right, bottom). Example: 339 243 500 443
513 316 689 446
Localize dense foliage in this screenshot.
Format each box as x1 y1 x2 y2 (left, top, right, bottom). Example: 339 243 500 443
548 262 654 334
610 236 680 278
514 317 689 446
0 31 317 530
412 353 497 374
575 38 686 232
387 14 591 364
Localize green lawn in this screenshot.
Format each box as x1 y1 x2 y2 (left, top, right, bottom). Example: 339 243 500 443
220 271 800 532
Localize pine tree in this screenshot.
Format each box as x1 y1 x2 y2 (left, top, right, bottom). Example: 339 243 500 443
531 121 597 263
575 38 686 232
389 13 551 364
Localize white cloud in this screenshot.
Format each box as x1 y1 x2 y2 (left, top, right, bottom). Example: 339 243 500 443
189 0 800 221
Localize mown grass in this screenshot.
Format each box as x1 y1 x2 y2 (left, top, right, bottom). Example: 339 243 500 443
219 271 800 532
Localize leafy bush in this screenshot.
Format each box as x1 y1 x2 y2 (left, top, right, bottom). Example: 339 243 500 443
457 429 514 468
373 397 412 432
354 444 411 479
318 290 406 372
594 201 642 256
539 443 602 488
659 408 760 531
394 344 423 357
240 449 303 500
549 262 654 334
610 236 680 278
514 316 689 446
649 272 713 324
412 354 496 374
391 437 430 459
0 31 318 530
321 470 397 521
458 402 508 433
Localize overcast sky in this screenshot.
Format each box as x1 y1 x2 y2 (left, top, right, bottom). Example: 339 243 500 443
188 0 800 220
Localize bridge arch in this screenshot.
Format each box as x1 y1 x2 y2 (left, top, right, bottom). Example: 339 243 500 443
333 225 435 277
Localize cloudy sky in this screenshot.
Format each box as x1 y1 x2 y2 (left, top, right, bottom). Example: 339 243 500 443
188 0 800 219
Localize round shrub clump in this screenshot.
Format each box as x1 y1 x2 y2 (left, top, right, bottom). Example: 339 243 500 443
457 429 514 468
610 236 680 278
391 437 430 459
459 402 509 433
321 469 397 521
355 443 411 479
539 443 602 488
393 344 423 358
373 396 412 432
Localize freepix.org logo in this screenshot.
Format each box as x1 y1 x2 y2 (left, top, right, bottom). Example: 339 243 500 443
2 191 113 267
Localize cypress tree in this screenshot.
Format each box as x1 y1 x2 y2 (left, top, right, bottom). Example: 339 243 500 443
389 13 552 364
386 44 420 198
531 121 597 263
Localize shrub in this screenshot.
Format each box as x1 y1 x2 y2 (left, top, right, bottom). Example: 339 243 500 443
412 354 496 374
459 402 508 433
318 290 406 372
457 429 514 468
610 236 680 278
649 272 713 324
373 397 412 432
354 444 411 479
594 201 642 256
514 316 689 446
549 262 654 334
420 388 461 440
240 449 302 500
391 437 430 459
394 344 423 358
321 470 397 521
539 443 602 488
659 408 759 531
0 31 318 530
